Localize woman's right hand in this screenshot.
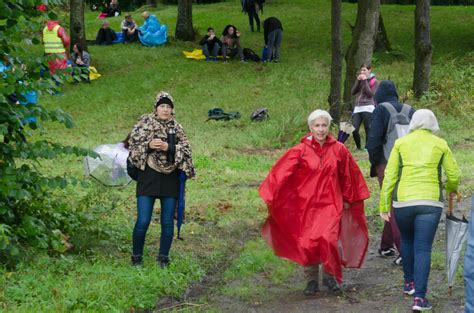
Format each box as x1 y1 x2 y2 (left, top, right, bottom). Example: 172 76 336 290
380 212 391 222
149 139 165 151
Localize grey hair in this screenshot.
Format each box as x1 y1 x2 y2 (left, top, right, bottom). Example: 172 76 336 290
408 109 440 133
308 109 332 128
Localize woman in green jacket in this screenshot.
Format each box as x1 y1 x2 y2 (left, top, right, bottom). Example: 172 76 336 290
379 109 460 312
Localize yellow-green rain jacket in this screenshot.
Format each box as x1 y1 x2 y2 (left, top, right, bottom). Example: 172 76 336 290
379 129 460 213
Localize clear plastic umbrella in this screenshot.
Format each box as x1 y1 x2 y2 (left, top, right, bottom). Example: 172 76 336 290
84 143 132 187
446 192 469 295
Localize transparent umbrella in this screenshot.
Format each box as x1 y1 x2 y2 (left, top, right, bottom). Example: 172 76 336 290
84 143 132 187
446 192 469 295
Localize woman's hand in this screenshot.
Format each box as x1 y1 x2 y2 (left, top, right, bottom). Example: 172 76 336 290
380 212 391 222
149 139 169 151
75 59 84 65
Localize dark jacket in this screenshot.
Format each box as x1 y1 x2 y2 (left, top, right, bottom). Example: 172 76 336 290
366 80 415 167
263 17 283 45
96 27 116 45
199 35 222 51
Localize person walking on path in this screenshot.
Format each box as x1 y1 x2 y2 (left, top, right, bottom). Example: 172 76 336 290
42 20 70 74
262 16 283 63
350 64 378 150
127 91 195 268
367 80 415 264
379 109 460 311
260 109 370 296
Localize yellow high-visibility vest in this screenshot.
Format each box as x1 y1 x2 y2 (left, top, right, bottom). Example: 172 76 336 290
43 25 65 54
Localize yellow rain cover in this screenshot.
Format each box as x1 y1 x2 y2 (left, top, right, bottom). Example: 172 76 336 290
182 49 206 60
89 66 101 80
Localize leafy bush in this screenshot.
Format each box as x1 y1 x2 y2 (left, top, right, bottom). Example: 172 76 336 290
0 1 95 264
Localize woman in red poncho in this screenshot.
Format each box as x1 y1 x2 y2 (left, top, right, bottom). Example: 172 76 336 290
259 109 370 296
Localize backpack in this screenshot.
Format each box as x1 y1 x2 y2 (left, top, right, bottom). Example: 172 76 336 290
251 108 269 121
380 102 412 161
243 48 260 62
207 108 241 121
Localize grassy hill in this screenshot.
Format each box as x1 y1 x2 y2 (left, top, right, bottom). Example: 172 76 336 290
1 0 473 311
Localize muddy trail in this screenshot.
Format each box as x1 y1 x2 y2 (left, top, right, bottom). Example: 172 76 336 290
156 199 471 313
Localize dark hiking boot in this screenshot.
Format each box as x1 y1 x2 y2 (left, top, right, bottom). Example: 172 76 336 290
303 280 319 296
322 276 341 293
378 247 397 257
131 255 143 266
157 255 170 269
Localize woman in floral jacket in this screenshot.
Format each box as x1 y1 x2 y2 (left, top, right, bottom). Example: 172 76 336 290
128 91 195 268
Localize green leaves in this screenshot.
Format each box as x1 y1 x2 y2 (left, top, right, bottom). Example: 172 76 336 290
0 0 92 262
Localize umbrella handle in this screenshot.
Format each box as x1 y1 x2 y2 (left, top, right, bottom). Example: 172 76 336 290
448 192 461 216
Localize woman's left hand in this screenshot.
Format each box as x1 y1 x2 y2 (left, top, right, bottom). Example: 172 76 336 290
380 212 391 222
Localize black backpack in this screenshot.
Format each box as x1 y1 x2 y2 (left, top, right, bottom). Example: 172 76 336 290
207 108 241 121
251 108 269 121
243 48 261 62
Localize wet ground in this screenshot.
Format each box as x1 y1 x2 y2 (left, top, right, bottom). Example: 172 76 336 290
157 199 471 313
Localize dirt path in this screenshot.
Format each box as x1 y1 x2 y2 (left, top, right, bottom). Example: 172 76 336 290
154 199 471 313
201 204 471 313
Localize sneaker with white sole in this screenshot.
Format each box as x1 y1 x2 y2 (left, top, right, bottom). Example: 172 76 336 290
412 297 432 311
393 256 402 266
378 247 396 257
403 281 415 295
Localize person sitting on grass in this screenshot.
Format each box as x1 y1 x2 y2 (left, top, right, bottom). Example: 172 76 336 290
199 27 221 61
96 21 116 45
70 43 90 81
121 14 139 43
138 11 168 47
220 24 244 62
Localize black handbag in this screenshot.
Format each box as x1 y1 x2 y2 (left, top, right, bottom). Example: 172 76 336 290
127 158 138 181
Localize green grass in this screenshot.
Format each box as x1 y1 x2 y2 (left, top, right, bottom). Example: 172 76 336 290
2 0 474 311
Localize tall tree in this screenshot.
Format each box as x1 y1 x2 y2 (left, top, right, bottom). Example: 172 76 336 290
328 0 343 123
413 0 432 98
374 13 391 52
70 0 87 50
343 0 380 111
175 0 195 41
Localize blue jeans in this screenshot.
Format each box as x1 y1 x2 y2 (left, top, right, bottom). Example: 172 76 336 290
465 197 474 313
266 29 283 61
132 196 177 257
394 205 442 298
202 43 220 58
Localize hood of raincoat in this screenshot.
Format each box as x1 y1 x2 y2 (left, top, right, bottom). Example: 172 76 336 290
374 80 399 104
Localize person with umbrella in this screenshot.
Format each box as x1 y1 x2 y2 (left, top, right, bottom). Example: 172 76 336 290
379 109 460 311
127 91 195 268
260 109 370 296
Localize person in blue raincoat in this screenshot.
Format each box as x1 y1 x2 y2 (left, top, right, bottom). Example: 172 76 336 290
138 11 167 46
465 196 474 313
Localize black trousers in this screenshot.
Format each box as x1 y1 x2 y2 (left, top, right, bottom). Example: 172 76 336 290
352 111 372 149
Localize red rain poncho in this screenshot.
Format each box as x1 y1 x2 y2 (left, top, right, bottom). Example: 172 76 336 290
259 134 370 283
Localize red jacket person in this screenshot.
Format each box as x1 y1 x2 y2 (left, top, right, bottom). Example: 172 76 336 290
259 109 370 296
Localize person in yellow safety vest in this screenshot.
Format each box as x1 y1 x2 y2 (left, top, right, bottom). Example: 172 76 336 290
42 20 70 74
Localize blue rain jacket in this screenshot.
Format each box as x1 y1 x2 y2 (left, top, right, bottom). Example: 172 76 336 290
465 196 474 313
138 15 167 46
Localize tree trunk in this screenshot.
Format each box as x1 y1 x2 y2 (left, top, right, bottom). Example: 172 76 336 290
70 0 87 51
328 0 343 123
413 0 432 98
175 0 195 41
343 0 380 113
374 13 391 52
146 0 157 7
